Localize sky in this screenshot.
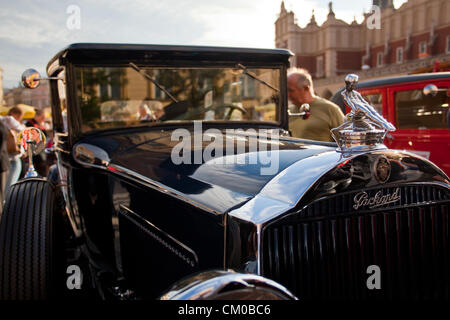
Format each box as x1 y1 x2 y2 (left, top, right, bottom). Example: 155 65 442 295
0 0 407 90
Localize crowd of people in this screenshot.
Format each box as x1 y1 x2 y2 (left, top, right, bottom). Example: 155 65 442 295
0 107 53 211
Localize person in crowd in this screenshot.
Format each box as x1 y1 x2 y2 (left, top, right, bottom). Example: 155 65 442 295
25 109 48 176
0 120 10 213
139 101 165 121
151 101 165 120
138 103 155 121
25 108 46 130
1 107 25 192
287 68 345 142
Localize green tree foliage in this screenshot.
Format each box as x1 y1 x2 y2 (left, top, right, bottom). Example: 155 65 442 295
156 68 226 109
76 68 128 125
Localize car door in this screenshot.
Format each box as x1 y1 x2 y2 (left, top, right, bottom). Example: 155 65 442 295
386 80 450 176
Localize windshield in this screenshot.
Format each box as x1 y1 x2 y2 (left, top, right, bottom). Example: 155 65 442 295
74 65 281 132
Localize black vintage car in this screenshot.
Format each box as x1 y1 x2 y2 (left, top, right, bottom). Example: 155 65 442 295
0 44 449 300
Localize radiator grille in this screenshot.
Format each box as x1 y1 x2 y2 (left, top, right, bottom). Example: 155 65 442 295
262 184 450 299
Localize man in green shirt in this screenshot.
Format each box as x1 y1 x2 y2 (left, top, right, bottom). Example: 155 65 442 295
288 69 345 142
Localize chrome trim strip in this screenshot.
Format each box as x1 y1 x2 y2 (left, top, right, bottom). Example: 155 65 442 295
256 224 262 275
119 204 199 267
110 164 221 215
278 135 337 147
227 127 337 147
54 132 70 154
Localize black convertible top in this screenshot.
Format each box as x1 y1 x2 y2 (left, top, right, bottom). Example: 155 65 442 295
47 43 294 74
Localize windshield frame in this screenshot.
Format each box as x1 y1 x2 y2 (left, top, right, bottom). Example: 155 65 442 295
66 60 288 138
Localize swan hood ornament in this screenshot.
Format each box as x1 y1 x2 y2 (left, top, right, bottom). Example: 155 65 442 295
331 74 396 153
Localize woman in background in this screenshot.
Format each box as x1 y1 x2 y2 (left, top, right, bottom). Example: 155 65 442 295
1 107 25 192
0 120 10 213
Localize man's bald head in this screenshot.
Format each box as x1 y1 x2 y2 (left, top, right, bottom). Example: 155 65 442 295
288 68 313 91
287 68 315 106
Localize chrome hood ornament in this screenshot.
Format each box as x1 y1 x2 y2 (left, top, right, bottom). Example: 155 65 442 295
18 127 47 178
331 74 396 153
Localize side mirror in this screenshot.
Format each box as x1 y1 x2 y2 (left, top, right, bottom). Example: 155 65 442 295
21 69 41 89
288 104 311 119
18 127 47 178
423 84 438 97
423 84 450 97
21 68 65 89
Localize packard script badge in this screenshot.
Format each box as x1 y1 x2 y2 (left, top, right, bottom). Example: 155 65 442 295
374 156 391 184
353 188 401 210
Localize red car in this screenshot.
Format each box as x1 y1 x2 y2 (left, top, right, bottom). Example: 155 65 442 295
332 72 450 177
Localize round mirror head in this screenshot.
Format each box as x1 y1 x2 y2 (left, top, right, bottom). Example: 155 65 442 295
423 84 438 97
299 104 311 119
345 74 359 84
18 127 46 155
344 73 359 92
21 69 41 89
299 103 310 112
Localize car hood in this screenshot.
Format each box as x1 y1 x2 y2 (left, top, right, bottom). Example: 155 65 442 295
79 126 335 213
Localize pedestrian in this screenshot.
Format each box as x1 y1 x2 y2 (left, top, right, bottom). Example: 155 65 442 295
1 106 25 192
288 68 345 142
0 119 10 214
25 108 46 130
138 103 154 121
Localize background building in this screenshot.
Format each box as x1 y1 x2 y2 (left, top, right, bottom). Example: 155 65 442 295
275 0 450 97
4 81 50 110
0 67 4 105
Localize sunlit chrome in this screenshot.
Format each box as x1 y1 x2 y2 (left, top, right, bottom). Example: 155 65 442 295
229 150 345 225
21 69 41 89
423 84 450 97
353 187 401 210
288 103 310 117
18 127 47 178
344 73 359 90
21 68 64 89
331 73 396 153
159 270 297 300
73 143 111 168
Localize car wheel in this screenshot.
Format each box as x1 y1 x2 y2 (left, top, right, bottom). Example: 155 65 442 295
0 178 64 300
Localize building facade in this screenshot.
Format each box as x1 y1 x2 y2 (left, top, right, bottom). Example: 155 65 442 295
0 67 3 105
275 0 450 97
4 81 50 110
